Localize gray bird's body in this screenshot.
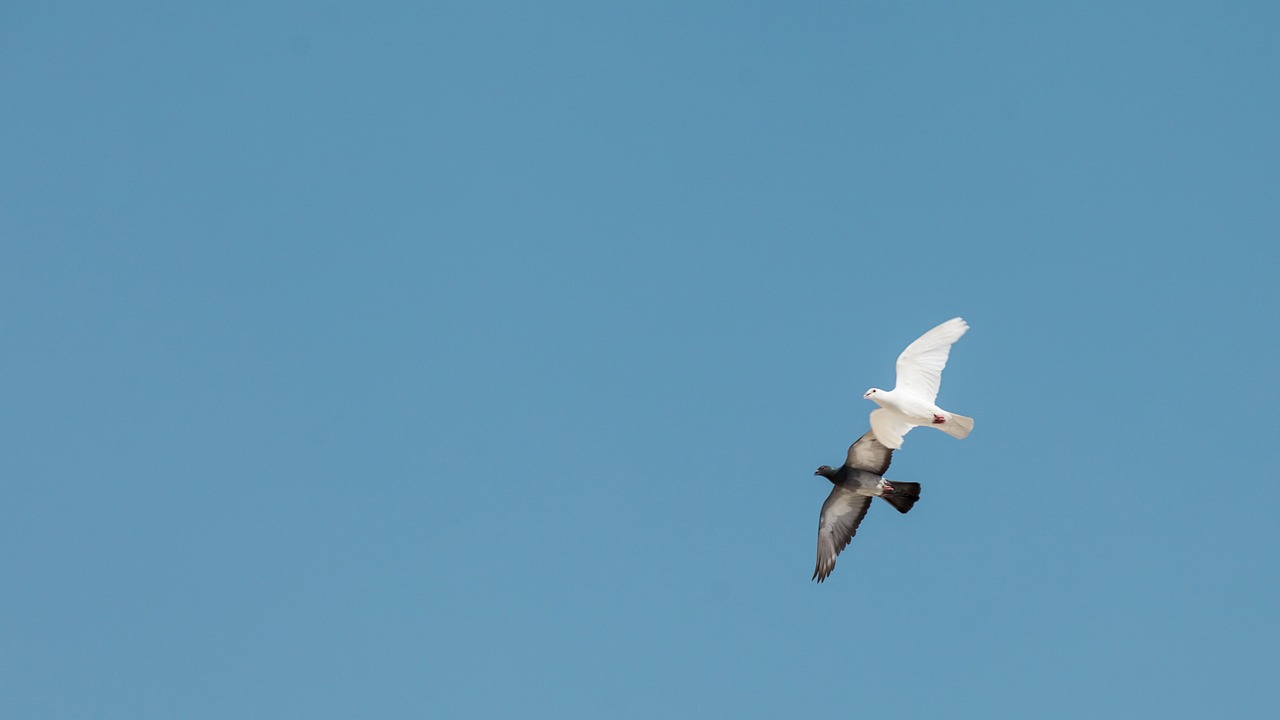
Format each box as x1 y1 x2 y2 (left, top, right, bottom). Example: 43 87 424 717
812 429 921 582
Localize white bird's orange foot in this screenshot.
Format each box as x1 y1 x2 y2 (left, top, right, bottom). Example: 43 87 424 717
932 414 945 424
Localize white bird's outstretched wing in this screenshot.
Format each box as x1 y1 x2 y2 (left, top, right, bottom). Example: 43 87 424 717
869 408 914 450
894 317 969 404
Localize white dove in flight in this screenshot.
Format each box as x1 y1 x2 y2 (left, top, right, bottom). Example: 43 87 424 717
863 317 974 450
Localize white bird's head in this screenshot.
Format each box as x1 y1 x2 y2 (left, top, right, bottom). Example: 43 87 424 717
864 387 891 409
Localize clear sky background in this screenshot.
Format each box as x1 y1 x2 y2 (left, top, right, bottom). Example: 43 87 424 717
3 2 1278 718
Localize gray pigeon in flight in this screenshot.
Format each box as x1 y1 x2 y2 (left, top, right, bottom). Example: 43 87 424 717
812 429 921 582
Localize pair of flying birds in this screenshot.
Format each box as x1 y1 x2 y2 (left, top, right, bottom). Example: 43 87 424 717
811 317 973 582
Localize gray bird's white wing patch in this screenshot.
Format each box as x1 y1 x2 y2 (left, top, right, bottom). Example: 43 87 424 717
844 429 893 475
894 317 968 404
813 487 872 583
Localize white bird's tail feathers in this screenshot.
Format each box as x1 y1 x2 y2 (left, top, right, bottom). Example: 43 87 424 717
940 413 974 440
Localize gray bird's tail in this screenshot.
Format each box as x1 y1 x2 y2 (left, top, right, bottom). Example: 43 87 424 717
880 481 921 514
939 413 974 440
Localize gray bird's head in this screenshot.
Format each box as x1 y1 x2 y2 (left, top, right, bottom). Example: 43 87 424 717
814 465 837 479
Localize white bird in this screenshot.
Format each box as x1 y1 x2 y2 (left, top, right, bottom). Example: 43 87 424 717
863 317 974 450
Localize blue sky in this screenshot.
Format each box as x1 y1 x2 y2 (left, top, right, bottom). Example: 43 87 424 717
3 1 1278 717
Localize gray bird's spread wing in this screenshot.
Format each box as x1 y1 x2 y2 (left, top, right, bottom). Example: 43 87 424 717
844 429 893 475
813 486 873 583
